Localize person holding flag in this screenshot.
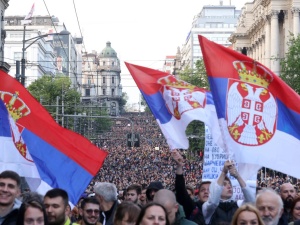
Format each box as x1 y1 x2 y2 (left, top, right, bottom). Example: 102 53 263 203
202 160 255 225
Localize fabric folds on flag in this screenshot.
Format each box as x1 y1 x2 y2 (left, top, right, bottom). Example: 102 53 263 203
199 35 300 179
24 3 35 20
0 71 107 204
125 62 222 150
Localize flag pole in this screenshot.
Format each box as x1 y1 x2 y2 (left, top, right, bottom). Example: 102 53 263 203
21 24 26 86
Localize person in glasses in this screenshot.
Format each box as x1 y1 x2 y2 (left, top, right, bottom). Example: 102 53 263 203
78 197 102 225
44 188 79 225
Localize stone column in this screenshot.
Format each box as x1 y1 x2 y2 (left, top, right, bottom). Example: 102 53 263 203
261 35 265 66
292 8 300 36
265 15 271 69
270 10 280 75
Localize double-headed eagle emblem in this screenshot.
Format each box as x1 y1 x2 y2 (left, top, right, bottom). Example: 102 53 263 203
158 75 206 120
227 61 277 146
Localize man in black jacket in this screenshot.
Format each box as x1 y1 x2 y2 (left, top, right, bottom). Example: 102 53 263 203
172 150 210 225
0 170 22 225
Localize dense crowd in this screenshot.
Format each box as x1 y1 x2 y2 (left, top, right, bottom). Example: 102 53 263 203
93 112 300 195
93 112 203 192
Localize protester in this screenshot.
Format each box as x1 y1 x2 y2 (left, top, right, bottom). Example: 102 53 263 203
16 195 48 225
288 197 300 224
280 183 297 224
44 188 77 225
135 202 170 225
113 202 141 225
255 188 285 225
78 197 101 225
0 170 22 225
146 181 164 202
153 189 197 225
202 160 255 225
139 188 147 207
125 184 142 206
172 150 209 225
94 182 119 225
230 203 264 225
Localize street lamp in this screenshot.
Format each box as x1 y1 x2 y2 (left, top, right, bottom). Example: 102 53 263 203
21 28 70 86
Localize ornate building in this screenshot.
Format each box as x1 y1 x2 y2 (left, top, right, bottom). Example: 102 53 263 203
230 0 300 75
81 42 122 116
0 0 11 72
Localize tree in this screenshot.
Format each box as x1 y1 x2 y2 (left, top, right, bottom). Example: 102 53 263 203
179 59 209 89
140 94 150 112
117 92 128 113
28 75 81 117
179 59 209 154
280 34 300 94
27 75 112 140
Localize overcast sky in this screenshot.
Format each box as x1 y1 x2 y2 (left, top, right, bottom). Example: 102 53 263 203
6 0 249 106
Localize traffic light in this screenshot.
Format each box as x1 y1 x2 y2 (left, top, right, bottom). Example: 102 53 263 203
126 133 140 147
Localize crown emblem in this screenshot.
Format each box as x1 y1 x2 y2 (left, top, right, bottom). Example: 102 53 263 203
233 61 273 88
157 75 196 90
0 91 30 121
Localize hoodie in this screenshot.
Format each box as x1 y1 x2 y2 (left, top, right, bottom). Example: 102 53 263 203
146 181 164 201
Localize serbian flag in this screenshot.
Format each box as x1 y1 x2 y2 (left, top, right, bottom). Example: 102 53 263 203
0 70 107 204
199 35 300 178
24 3 35 20
125 62 222 150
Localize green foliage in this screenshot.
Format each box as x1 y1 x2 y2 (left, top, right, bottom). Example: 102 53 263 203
179 59 208 152
28 75 81 116
179 59 209 89
119 92 128 113
140 94 150 112
280 34 300 94
27 75 112 140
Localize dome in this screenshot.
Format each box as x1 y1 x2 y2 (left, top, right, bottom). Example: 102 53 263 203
99 41 117 58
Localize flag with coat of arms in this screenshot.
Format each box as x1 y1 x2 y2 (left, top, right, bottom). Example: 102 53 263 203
199 35 300 179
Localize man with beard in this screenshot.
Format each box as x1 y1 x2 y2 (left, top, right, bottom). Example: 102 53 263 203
78 197 101 225
256 188 285 225
139 187 147 206
279 183 296 224
0 171 22 225
124 184 142 206
44 188 78 225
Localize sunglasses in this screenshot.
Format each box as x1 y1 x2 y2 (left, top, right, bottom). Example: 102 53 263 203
85 209 100 215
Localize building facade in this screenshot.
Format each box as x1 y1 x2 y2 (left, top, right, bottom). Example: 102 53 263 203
0 0 11 72
4 15 82 88
230 0 300 75
81 42 122 116
181 3 241 69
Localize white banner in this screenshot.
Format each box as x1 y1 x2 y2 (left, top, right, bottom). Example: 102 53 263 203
202 125 257 200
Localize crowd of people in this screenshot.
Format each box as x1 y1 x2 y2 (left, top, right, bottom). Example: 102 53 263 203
3 111 300 225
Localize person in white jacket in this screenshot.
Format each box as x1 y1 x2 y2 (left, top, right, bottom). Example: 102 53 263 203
202 160 255 225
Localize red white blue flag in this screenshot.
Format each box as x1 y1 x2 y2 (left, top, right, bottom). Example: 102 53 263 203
0 70 107 204
199 35 300 178
125 62 222 150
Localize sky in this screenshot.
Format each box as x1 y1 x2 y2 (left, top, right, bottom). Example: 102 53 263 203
6 0 249 106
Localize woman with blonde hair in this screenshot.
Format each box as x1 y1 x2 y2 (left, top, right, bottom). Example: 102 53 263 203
231 203 264 225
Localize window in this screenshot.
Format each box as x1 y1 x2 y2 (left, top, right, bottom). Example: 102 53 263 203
103 89 106 95
112 89 115 96
112 77 115 84
103 77 106 83
103 61 105 66
112 62 114 66
14 52 26 61
85 89 90 96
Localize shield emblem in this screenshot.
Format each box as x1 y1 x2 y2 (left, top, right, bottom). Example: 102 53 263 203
226 79 277 146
